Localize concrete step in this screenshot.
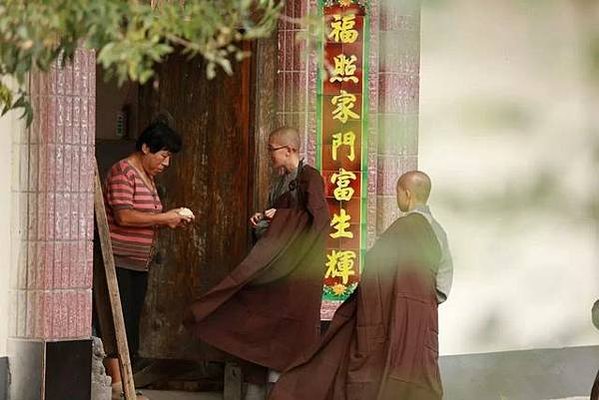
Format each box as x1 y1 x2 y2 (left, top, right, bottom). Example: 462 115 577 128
142 390 222 400
141 390 590 400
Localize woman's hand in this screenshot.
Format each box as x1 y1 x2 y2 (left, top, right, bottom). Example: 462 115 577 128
164 208 192 229
113 207 194 228
177 207 195 227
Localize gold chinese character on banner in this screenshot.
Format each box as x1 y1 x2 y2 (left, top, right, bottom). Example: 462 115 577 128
325 250 357 284
332 131 356 161
332 91 360 123
329 14 359 44
330 208 353 239
329 54 359 84
331 168 357 201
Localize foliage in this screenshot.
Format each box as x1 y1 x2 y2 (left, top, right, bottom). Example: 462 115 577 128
0 0 282 124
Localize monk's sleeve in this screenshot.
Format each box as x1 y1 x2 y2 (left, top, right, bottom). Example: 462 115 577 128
305 169 330 230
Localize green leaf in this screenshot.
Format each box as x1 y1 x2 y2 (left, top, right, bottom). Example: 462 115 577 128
0 0 283 119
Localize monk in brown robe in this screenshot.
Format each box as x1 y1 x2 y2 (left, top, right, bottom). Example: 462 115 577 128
269 170 444 400
591 299 599 400
185 127 329 392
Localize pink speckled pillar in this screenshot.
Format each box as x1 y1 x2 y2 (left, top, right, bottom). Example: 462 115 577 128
8 49 95 400
10 49 95 342
367 0 381 248
273 0 421 318
277 0 421 245
277 0 319 166
376 0 420 235
278 0 388 246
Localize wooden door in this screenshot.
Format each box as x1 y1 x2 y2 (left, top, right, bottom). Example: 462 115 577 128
137 51 254 360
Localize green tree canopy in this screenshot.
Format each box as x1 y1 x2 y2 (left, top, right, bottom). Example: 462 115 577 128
0 0 282 124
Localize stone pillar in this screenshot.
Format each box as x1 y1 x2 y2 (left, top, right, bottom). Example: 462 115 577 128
0 80 24 400
366 0 381 247
8 49 96 400
277 0 421 242
253 33 279 211
376 0 421 234
277 0 318 165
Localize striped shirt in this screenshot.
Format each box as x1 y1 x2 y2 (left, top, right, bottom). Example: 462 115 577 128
104 159 163 271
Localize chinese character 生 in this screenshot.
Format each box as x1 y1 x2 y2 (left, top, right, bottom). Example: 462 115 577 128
330 208 353 239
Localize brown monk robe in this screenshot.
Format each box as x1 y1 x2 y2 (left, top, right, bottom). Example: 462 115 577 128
269 171 443 400
592 370 599 400
591 300 599 400
185 128 329 374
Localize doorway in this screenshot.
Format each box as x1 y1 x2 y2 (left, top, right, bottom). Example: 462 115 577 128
95 49 256 388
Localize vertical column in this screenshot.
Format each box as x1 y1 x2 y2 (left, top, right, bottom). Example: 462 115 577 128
253 34 279 211
277 0 413 244
8 48 95 400
376 0 421 234
366 0 381 247
278 0 319 165
318 0 374 317
276 0 419 317
0 79 28 400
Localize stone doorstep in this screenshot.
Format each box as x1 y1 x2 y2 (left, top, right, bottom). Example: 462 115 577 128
141 390 222 400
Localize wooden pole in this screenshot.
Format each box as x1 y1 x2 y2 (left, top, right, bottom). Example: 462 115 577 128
94 161 137 400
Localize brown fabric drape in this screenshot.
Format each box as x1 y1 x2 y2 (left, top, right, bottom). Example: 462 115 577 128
185 165 329 372
269 213 443 400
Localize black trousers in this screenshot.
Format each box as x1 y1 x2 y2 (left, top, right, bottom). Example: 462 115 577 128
115 267 149 361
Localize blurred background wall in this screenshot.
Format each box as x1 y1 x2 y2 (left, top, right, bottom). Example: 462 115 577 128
419 1 599 398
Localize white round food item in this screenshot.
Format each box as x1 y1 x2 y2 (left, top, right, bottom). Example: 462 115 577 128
178 207 195 218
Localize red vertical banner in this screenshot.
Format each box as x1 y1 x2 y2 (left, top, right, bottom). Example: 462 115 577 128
318 0 369 315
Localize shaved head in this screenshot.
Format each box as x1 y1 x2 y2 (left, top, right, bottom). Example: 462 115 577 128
269 127 301 151
397 170 432 206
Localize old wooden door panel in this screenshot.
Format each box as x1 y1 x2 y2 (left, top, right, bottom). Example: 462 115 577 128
138 52 253 359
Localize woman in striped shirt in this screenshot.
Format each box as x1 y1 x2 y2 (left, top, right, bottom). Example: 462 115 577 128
103 121 194 400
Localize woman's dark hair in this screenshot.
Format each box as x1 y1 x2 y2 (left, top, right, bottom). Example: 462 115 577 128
136 121 182 154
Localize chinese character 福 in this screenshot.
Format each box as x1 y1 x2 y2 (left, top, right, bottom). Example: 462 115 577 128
329 14 359 44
